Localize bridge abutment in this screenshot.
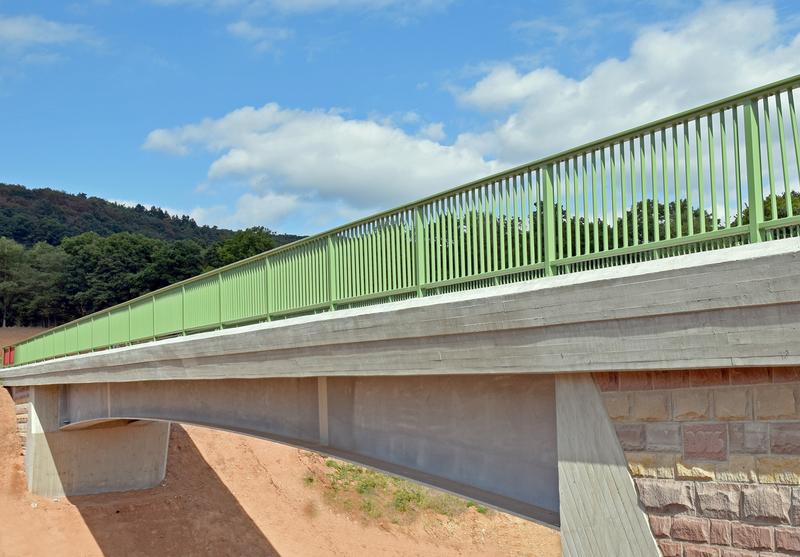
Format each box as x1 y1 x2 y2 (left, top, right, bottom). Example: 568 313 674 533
25 385 170 498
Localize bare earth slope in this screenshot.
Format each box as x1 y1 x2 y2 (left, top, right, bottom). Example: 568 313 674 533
0 388 560 556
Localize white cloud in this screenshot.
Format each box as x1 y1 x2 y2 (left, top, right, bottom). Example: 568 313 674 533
0 14 93 48
455 2 800 164
226 20 292 52
146 2 800 231
143 103 497 213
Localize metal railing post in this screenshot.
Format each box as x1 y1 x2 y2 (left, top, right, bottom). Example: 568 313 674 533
414 207 426 296
543 164 557 276
327 236 336 311
744 98 764 243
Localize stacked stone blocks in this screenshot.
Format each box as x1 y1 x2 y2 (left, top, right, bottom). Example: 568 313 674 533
9 386 29 454
597 367 800 556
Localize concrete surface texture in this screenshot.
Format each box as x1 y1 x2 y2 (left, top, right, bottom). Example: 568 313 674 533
47 374 561 525
2 237 799 387
599 367 800 556
26 385 170 498
0 388 562 557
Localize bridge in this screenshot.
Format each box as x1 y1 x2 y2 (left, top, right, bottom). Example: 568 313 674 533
4 75 800 556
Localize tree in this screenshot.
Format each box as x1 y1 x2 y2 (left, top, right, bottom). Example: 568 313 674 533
204 227 277 269
0 237 27 327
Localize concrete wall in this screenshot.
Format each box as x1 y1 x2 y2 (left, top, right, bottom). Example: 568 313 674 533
26 385 170 498
598 367 800 556
57 374 560 525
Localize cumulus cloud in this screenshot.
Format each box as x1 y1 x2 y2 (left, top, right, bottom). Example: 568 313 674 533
143 103 497 212
455 3 800 164
146 2 800 231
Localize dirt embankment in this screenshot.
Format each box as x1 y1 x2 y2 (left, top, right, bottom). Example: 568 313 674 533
0 388 560 556
0 327 48 348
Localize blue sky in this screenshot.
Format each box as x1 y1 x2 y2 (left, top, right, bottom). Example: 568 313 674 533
2 0 800 234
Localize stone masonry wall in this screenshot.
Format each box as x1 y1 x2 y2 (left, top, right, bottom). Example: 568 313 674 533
7 386 29 454
596 368 800 557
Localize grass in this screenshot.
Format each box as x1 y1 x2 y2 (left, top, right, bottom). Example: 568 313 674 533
314 458 492 523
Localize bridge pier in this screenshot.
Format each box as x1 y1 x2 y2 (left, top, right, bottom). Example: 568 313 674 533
26 385 170 498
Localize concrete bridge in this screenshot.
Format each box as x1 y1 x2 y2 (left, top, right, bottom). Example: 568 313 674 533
4 76 800 556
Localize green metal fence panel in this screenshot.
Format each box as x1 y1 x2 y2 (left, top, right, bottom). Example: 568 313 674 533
65 324 78 354
184 275 221 330
154 290 183 337
92 314 110 349
220 258 268 324
77 321 92 352
5 75 800 367
130 298 154 341
53 329 66 357
109 307 130 346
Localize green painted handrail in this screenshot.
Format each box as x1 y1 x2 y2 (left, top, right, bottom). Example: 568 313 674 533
4 74 800 367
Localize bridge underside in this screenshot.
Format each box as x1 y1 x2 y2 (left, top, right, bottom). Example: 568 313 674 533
26 371 657 555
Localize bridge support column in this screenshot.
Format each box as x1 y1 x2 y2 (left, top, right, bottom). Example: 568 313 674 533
25 385 170 498
556 374 658 557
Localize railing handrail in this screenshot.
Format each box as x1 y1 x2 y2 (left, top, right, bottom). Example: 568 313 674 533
4 73 800 359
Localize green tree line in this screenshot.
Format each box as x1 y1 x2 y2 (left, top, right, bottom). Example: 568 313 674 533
0 227 277 328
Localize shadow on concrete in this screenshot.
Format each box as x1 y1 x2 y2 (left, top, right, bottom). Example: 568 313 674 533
67 424 280 557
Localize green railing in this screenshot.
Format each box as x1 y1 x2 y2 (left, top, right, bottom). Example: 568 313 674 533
4 75 800 367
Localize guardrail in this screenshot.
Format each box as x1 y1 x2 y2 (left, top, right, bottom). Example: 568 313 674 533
4 75 800 367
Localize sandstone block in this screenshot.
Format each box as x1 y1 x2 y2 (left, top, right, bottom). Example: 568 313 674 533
673 390 711 421
691 369 730 387
658 540 683 557
720 550 758 557
619 371 652 391
615 424 645 450
636 478 694 513
741 485 790 524
714 389 751 421
671 515 710 543
770 423 800 455
772 367 800 383
716 455 757 483
710 519 731 546
627 452 676 479
684 423 728 461
649 514 671 538
755 386 797 420
775 526 800 552
593 372 618 391
647 423 681 452
730 368 771 385
631 392 670 421
729 423 769 454
653 370 692 390
696 483 741 520
790 488 800 525
757 457 800 485
731 523 773 550
676 459 716 481
603 393 630 421
684 546 719 557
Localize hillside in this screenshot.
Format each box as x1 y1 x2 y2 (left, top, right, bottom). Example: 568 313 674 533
0 183 304 248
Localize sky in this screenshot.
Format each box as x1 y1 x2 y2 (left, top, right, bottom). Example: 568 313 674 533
1 1 800 235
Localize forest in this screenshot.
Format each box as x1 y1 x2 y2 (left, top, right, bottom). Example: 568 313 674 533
0 184 301 328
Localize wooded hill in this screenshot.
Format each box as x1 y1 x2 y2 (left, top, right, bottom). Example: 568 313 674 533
0 183 304 328
0 183 303 248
